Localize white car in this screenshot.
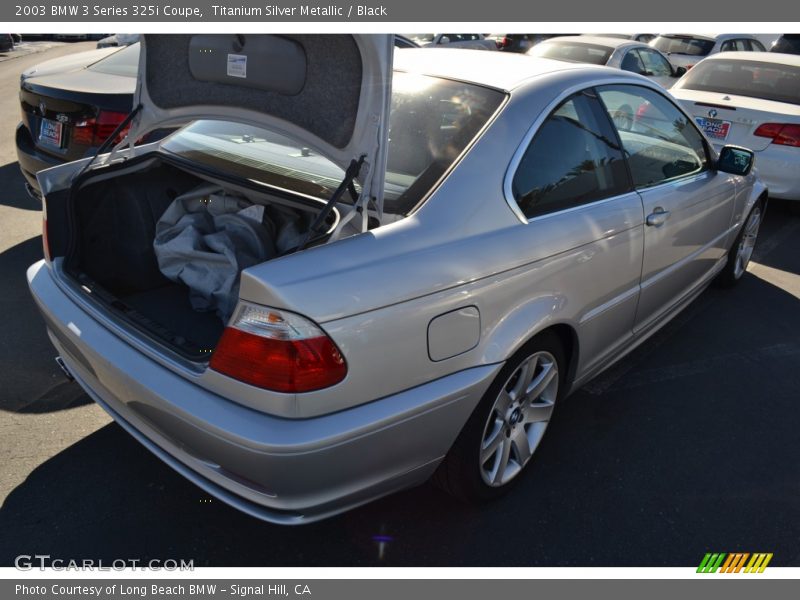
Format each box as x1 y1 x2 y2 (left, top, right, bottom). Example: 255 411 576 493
650 34 766 71
587 33 656 44
529 36 684 88
671 51 800 201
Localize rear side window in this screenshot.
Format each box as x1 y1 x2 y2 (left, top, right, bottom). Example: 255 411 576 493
511 91 630 219
597 85 709 188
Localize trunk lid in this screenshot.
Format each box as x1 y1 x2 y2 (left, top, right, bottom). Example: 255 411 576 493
673 88 800 151
130 34 393 218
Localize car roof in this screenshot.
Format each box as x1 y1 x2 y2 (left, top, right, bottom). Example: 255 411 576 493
393 48 603 91
548 35 647 50
705 50 800 67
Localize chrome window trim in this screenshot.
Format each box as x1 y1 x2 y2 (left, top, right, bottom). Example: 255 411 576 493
502 77 715 225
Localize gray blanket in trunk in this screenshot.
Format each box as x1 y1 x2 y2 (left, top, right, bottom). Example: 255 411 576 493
153 185 279 322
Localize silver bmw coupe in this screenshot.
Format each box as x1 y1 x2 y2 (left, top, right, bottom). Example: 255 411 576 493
28 34 765 523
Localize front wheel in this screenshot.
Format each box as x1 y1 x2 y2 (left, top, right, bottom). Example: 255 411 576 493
432 331 565 502
716 201 764 287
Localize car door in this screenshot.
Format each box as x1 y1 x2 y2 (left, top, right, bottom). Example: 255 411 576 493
508 89 644 373
596 84 737 332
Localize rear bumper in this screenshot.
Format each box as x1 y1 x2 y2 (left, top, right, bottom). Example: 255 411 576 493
27 259 499 524
753 145 800 201
16 122 60 199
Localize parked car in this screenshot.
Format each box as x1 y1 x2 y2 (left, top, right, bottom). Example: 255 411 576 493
490 34 577 53
96 33 140 48
393 34 420 49
0 34 15 52
586 33 656 44
54 34 90 41
671 51 800 201
650 34 766 70
410 33 497 50
529 36 685 88
16 42 167 199
770 34 800 55
29 35 766 524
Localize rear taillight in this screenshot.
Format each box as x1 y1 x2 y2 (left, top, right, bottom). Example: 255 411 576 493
754 123 800 147
210 303 347 393
72 110 130 146
499 37 510 49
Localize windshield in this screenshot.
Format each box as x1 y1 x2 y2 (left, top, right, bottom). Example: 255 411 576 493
88 42 140 78
651 36 714 56
530 41 612 65
161 71 505 215
680 59 800 105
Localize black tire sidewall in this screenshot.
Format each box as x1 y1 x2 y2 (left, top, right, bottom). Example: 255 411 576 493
717 199 764 287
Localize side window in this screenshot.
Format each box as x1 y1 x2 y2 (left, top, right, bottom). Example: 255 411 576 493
749 39 766 51
721 40 735 52
597 85 709 188
638 49 673 77
511 91 631 219
621 50 646 74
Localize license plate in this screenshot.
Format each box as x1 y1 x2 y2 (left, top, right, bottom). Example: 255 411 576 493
39 118 63 148
695 117 732 141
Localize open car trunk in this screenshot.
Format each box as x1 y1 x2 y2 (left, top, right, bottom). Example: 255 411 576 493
62 154 340 361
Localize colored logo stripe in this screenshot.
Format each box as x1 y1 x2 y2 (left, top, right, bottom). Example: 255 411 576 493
745 553 773 573
697 553 726 573
697 552 773 573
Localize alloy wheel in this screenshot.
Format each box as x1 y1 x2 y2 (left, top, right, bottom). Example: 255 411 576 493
734 205 762 279
479 351 559 487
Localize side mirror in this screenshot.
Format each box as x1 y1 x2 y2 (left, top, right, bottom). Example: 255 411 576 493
717 145 754 176
672 66 687 77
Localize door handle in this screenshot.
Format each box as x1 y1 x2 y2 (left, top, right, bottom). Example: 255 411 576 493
646 207 671 227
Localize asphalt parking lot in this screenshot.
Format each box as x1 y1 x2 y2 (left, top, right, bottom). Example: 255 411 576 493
1 42 799 568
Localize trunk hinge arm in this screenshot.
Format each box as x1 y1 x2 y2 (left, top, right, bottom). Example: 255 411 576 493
296 154 367 251
73 104 143 182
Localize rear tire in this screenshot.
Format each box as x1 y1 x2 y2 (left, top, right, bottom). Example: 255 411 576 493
432 331 565 502
715 200 764 288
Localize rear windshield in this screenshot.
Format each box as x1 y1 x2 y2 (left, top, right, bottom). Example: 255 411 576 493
771 35 800 54
87 43 140 78
651 36 714 56
680 59 800 105
530 41 612 65
161 72 505 215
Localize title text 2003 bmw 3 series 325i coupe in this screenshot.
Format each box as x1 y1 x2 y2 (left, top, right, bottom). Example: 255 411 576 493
28 35 766 524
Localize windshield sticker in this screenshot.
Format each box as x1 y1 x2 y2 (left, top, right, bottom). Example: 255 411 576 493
227 54 247 78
